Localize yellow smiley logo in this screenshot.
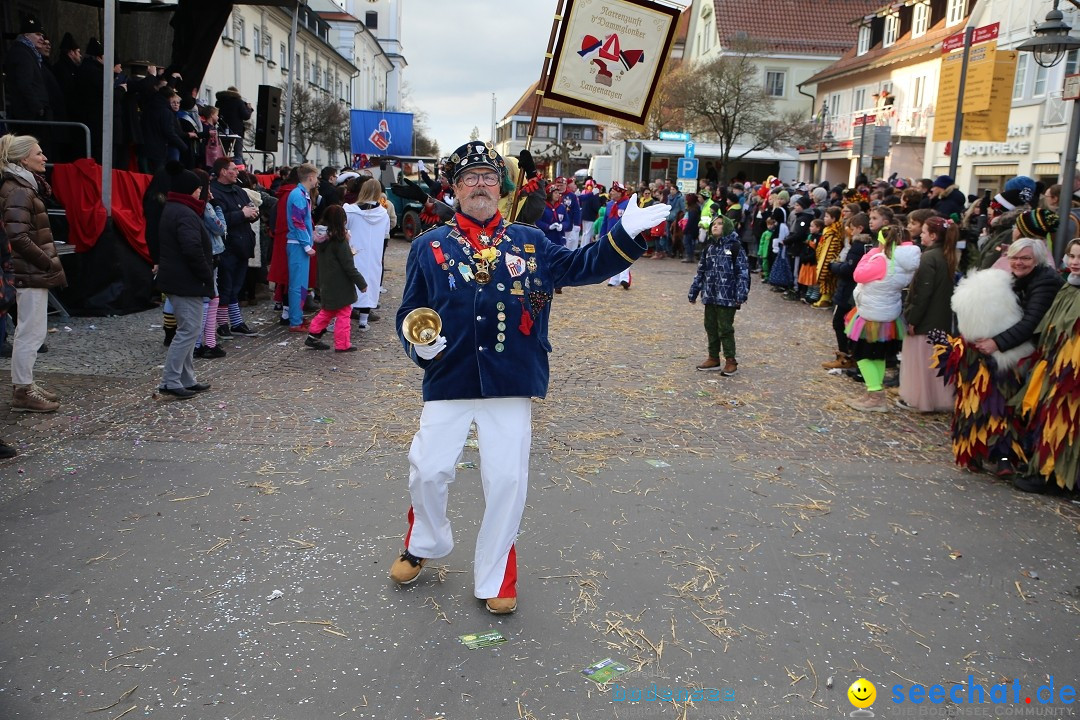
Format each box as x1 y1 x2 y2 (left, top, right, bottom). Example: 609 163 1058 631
848 678 876 709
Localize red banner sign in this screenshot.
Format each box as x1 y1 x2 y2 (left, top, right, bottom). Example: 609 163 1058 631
942 22 999 53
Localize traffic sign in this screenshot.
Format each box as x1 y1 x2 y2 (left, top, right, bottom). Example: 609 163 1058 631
677 157 699 179
659 131 691 141
942 22 999 53
685 141 695 159
1066 73 1080 101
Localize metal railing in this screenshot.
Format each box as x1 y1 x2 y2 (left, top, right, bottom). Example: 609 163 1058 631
824 104 933 140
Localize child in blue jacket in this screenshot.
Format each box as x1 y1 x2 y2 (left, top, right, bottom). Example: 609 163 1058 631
689 216 750 376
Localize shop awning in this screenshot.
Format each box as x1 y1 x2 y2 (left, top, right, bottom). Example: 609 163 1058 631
973 164 1019 176
641 140 799 162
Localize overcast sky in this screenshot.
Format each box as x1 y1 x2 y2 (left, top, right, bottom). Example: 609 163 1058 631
398 1 561 155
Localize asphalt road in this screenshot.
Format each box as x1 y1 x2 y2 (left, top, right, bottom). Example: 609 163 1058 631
1 240 1078 720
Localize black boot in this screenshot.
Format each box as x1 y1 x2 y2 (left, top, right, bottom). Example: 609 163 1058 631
163 327 176 347
0 439 17 459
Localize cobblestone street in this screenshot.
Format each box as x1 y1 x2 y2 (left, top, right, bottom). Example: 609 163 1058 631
1 238 1078 719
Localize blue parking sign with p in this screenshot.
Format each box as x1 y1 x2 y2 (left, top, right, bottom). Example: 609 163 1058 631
677 157 698 179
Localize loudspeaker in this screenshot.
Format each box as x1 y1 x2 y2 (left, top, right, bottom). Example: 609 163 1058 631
254 85 281 153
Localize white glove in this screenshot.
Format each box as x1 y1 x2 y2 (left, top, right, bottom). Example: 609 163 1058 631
414 335 447 360
417 159 427 174
620 194 672 237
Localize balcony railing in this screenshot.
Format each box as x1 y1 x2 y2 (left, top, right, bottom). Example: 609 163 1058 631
824 103 933 140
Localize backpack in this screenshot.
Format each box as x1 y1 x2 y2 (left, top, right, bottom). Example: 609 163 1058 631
204 127 225 167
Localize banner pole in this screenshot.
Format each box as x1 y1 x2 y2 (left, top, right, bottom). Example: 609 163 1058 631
509 0 566 223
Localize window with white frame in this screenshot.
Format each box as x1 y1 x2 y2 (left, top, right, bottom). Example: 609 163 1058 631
946 0 965 27
1033 62 1048 96
912 2 930 38
828 92 841 117
765 70 786 98
253 27 261 56
236 17 246 47
1013 54 1028 100
852 88 867 113
280 43 287 68
883 12 899 47
857 25 872 55
912 75 926 108
222 18 232 40
1067 49 1080 76
263 32 272 59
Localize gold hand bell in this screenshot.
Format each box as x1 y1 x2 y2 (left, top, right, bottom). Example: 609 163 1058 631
402 307 443 345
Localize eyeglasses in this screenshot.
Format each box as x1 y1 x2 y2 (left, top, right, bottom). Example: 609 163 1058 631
460 172 500 187
1009 255 1035 262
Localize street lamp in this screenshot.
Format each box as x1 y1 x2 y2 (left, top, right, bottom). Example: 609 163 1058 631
1018 0 1080 262
815 101 829 184
1017 1 1080 68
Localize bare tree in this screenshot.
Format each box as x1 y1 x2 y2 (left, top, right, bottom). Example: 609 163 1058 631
670 41 817 182
468 126 481 141
534 138 585 177
281 84 350 162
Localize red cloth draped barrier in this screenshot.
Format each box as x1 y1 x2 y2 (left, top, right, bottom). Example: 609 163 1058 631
254 173 275 190
49 160 153 263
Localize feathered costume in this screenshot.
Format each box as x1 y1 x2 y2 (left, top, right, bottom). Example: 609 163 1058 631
931 269 1033 468
816 221 843 299
1013 278 1080 490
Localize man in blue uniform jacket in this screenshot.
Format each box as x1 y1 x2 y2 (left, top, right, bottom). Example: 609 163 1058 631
391 141 670 614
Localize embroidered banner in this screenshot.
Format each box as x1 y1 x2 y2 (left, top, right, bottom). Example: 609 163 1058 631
350 110 415 157
543 0 680 130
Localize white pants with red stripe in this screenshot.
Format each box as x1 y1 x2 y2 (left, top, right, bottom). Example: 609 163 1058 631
404 397 531 599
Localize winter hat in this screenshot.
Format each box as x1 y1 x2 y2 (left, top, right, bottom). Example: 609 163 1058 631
1003 175 1037 205
59 33 79 52
810 187 828 205
86 37 104 57
775 189 790 203
712 215 735 236
19 16 42 35
1015 208 1058 239
170 167 202 196
792 194 812 209
991 188 1026 213
932 175 954 189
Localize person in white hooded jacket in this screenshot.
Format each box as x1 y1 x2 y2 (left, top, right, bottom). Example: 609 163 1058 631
344 177 390 330
843 225 922 411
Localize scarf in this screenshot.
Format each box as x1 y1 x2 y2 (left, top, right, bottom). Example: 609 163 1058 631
455 211 503 254
17 35 43 65
167 191 207 217
1069 273 1080 288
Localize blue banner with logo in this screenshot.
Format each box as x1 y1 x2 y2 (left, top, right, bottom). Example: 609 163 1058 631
350 110 414 156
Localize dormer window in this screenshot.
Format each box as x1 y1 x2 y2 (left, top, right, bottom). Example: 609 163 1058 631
857 25 872 55
946 0 966 27
912 2 930 38
883 12 899 47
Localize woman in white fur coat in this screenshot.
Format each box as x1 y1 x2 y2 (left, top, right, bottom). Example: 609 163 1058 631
934 236 1063 475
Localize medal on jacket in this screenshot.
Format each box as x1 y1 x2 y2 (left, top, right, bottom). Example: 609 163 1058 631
475 268 491 285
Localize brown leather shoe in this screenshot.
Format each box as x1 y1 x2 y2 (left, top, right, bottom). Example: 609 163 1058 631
485 596 517 614
696 357 721 371
721 359 738 376
389 550 426 585
822 353 856 370
31 383 59 402
12 385 59 413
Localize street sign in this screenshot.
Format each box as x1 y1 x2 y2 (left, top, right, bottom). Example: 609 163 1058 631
677 157 699 179
1066 73 1080 101
659 131 690 141
685 141 695 159
942 22 999 52
676 178 696 194
626 144 640 162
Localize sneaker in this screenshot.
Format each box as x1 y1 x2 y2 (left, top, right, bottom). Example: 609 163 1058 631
485 597 518 615
696 357 722 371
895 397 921 412
159 386 197 399
883 371 899 388
845 392 889 412
202 346 226 359
334 346 359 353
379 287 388 294
812 299 833 309
11 385 59 413
721 359 738 376
288 324 310 333
217 323 233 338
389 550 427 585
357 323 369 332
273 302 283 312
278 317 290 326
822 353 856 370
1012 475 1047 493
230 323 258 336
995 458 1015 478
30 383 59 402
0 440 16 459
620 280 630 290
305 336 330 350
185 383 212 393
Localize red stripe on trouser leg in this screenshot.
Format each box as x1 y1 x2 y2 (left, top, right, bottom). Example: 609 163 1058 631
404 505 415 549
497 544 517 598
